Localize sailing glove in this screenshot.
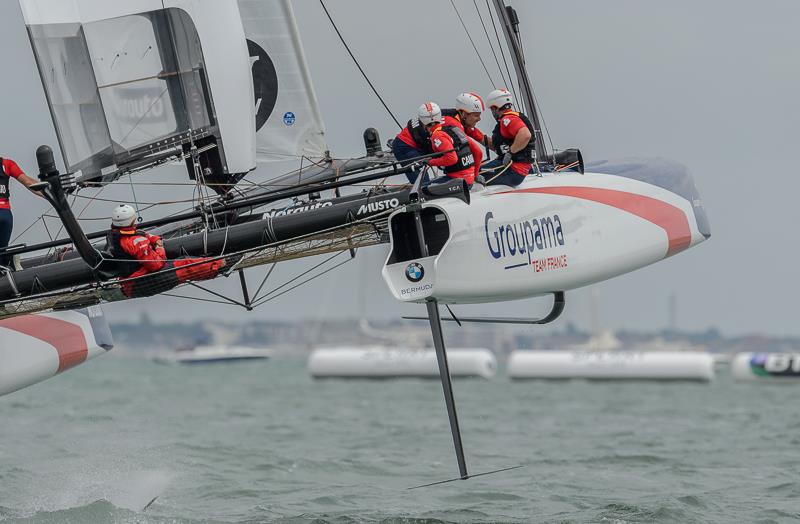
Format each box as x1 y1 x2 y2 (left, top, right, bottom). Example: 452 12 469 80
501 153 513 167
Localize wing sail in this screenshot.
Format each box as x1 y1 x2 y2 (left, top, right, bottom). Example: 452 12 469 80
20 0 256 188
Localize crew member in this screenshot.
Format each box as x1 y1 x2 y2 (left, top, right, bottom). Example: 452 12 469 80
482 88 535 187
441 93 487 178
106 204 225 298
442 92 493 151
0 157 43 267
392 104 436 184
420 102 478 186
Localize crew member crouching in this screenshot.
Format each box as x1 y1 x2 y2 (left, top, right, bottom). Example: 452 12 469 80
419 102 479 187
105 204 225 298
392 104 436 184
482 88 535 187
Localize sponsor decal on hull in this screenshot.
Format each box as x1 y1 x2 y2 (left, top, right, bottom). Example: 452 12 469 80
357 198 400 216
530 255 569 273
400 283 434 297
484 212 568 271
749 353 800 377
497 186 692 257
405 263 424 282
264 201 333 218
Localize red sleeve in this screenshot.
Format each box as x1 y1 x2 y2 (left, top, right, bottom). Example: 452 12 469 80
3 159 24 179
465 126 485 143
468 137 483 178
428 131 458 168
122 235 166 273
500 114 527 139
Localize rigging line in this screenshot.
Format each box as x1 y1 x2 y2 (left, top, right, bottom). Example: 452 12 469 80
41 187 84 257
47 184 102 248
250 263 278 303
42 214 123 222
515 27 555 157
11 216 45 244
473 0 509 87
188 132 216 230
247 155 336 183
71 194 199 206
251 256 353 308
127 172 141 218
254 149 331 161
318 0 402 129
83 179 403 190
185 282 250 309
482 159 513 183
75 184 108 221
260 250 345 300
486 0 519 105
161 293 244 307
450 0 495 87
530 82 556 162
196 159 220 229
117 87 170 147
297 155 305 186
41 216 55 242
88 180 287 188
95 69 197 90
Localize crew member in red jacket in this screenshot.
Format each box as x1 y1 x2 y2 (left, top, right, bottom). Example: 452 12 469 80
419 102 479 186
392 104 436 184
0 157 44 267
482 88 536 186
442 92 493 151
106 205 225 298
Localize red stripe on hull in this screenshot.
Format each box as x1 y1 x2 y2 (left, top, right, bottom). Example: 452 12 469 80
0 315 89 372
503 186 692 256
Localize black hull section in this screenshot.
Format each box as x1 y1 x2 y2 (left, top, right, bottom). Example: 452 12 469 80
0 188 412 301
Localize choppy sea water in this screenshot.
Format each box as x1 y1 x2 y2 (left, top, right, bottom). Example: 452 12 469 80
1 353 799 523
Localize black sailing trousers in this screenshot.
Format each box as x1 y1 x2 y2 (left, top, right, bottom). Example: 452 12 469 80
0 208 13 267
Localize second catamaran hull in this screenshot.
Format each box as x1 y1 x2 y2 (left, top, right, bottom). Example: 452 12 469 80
0 307 113 397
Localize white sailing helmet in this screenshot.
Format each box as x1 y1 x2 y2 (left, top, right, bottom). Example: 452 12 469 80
111 204 137 227
486 88 514 109
417 102 443 125
455 92 485 113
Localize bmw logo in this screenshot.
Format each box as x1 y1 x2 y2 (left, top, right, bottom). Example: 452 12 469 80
405 262 424 282
283 111 296 126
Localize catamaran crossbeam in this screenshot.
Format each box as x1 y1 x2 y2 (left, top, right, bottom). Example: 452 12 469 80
0 150 469 309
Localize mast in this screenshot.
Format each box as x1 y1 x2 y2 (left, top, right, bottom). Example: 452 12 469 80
491 1 548 161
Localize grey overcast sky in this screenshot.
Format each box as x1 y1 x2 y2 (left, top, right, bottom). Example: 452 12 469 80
1 1 798 336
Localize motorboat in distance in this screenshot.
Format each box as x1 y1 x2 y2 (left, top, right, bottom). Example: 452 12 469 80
154 345 271 365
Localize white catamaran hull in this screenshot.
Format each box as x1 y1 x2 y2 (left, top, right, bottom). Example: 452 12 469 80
507 350 714 381
383 162 709 303
308 347 497 379
731 353 800 381
0 307 112 397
